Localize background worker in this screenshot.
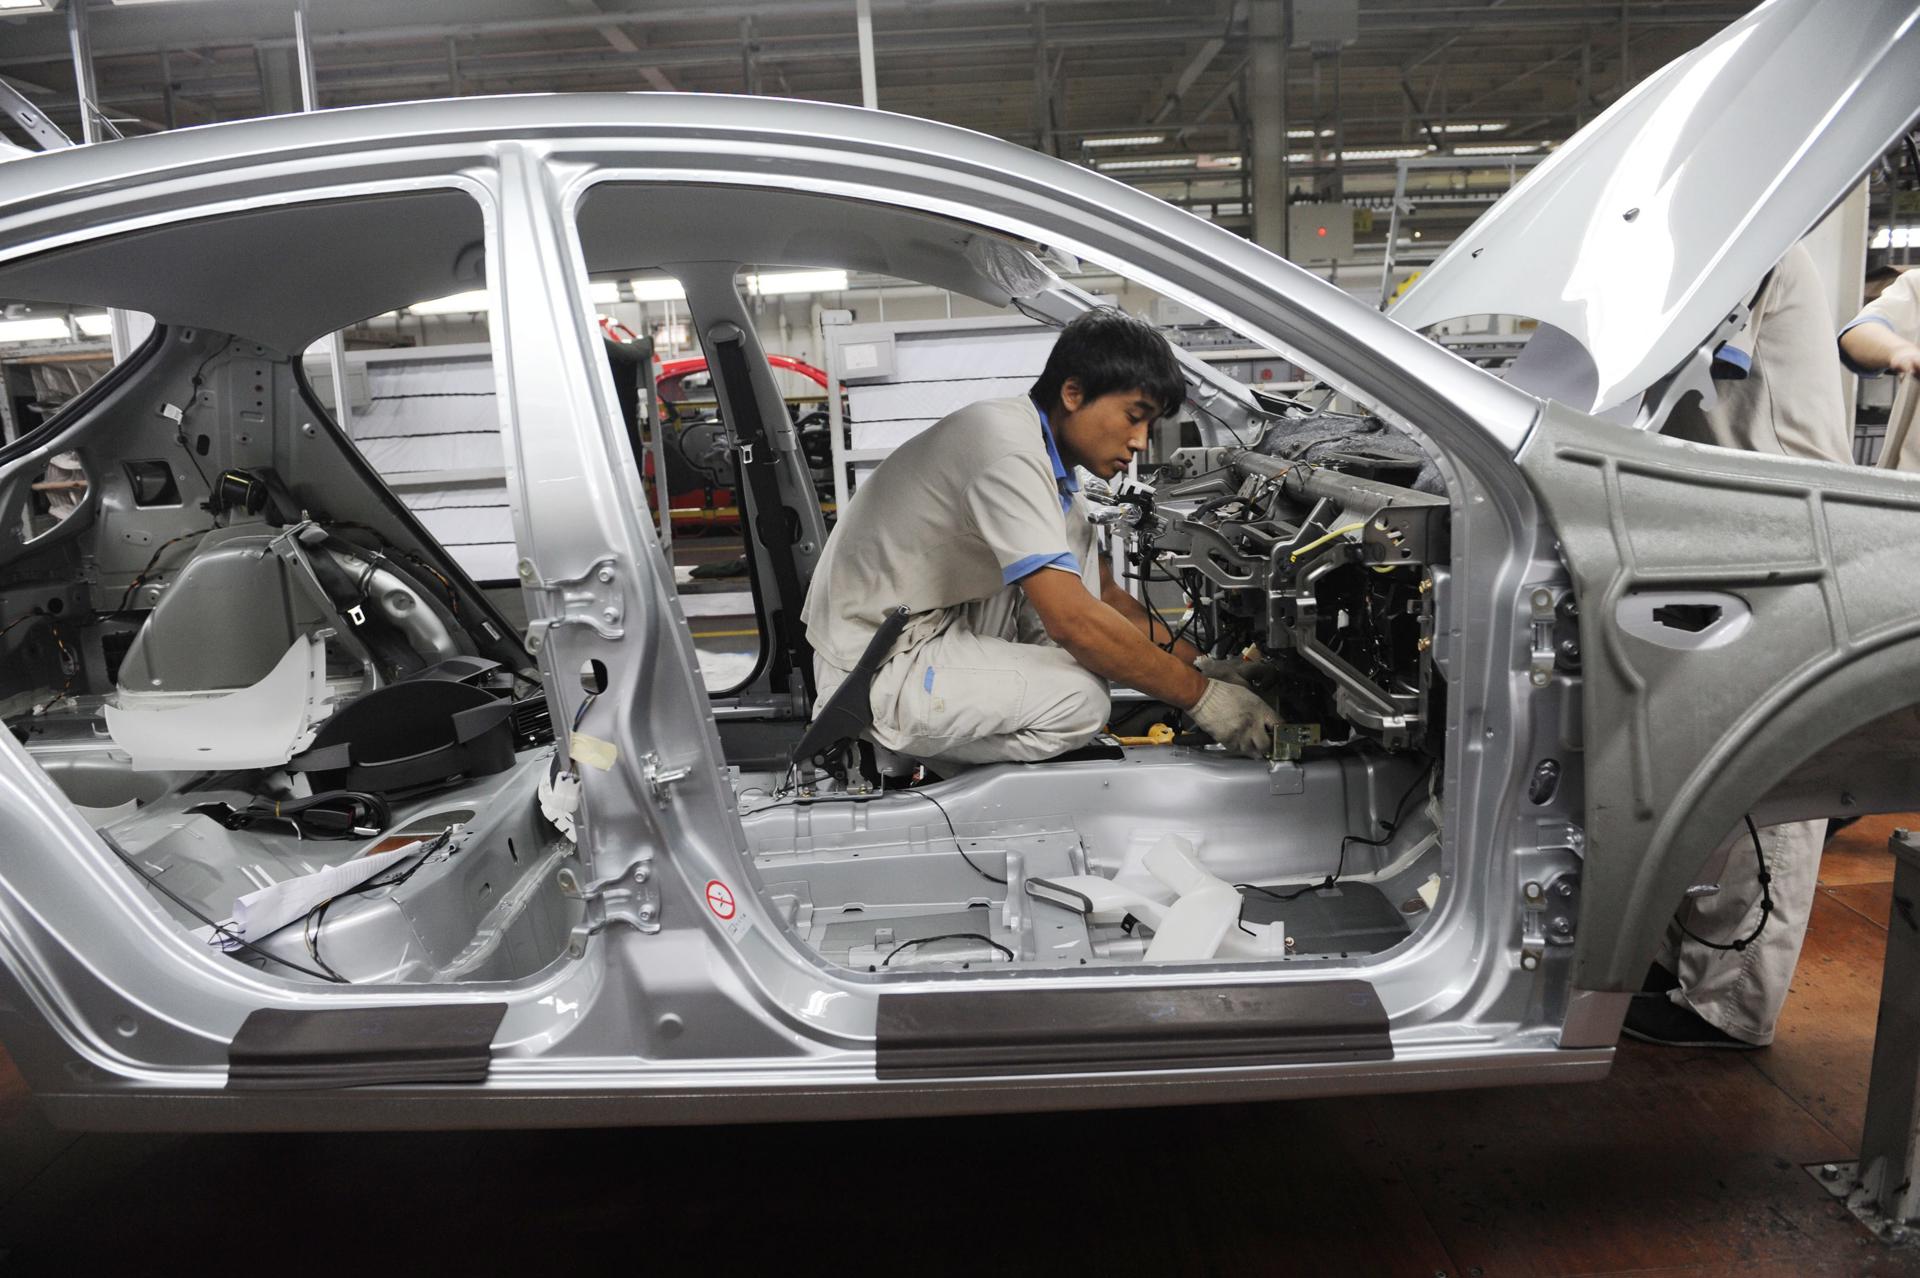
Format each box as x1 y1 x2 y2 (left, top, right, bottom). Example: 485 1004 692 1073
800 307 1277 772
1840 262 1920 381
1628 241 1854 1048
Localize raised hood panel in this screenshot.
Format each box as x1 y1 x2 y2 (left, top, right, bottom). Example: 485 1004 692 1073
1390 0 1920 415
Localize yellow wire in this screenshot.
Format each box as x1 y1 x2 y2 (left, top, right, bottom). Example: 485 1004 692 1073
1288 521 1368 562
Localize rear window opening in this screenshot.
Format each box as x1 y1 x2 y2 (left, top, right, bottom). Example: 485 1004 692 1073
0 189 578 988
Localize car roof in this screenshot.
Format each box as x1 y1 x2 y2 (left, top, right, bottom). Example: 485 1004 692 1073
0 92 1033 207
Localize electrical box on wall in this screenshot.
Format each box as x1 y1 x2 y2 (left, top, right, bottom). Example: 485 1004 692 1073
1292 0 1358 50
1287 202 1355 264
836 334 896 383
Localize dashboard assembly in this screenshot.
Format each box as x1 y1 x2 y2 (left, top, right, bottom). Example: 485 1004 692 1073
1093 410 1447 753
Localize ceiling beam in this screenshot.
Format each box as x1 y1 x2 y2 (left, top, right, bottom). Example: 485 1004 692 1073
1143 0 1241 125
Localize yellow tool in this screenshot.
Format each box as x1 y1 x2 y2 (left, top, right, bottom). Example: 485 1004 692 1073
1112 722 1175 747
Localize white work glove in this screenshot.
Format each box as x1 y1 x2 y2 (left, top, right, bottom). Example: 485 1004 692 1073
1193 654 1278 695
1188 678 1281 759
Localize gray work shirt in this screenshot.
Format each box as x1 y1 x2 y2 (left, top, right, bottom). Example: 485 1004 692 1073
1666 241 1851 465
801 395 1096 672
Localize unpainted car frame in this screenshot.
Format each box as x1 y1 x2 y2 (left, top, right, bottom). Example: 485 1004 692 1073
0 0 1915 1130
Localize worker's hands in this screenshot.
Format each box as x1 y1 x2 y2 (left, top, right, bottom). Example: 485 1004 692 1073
1840 323 1920 378
1889 339 1920 378
1193 654 1279 695
1188 678 1282 759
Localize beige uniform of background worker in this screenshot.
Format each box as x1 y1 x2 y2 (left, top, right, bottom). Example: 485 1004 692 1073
1839 265 1920 468
1638 241 1851 1048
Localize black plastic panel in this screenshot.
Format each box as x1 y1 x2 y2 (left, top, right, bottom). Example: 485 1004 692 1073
227 1003 506 1091
1239 882 1412 956
876 980 1390 1079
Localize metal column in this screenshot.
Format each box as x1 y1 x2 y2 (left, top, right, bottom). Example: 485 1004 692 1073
67 0 100 144
71 1 142 361
294 0 320 107
1811 827 1920 1245
1249 0 1287 257
294 0 355 431
855 0 878 110
1030 4 1053 156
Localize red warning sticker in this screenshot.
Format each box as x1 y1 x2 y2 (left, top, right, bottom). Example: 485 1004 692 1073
705 879 736 921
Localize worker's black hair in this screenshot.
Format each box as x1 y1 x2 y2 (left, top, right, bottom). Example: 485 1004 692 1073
1030 306 1185 421
1868 263 1903 284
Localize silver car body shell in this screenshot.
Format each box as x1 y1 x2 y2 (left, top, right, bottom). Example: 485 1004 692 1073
0 55 1901 1126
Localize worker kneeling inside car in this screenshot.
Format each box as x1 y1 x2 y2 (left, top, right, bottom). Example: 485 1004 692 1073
799 306 1278 770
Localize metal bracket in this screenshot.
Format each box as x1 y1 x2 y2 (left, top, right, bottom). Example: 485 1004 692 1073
1541 872 1580 945
1268 722 1321 764
558 854 659 955
520 554 625 651
1517 872 1579 965
1360 501 1446 566
642 752 693 806
1519 878 1548 970
1526 585 1559 688
1808 1159 1920 1246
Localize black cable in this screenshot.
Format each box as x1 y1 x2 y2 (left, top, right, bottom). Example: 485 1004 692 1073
912 788 1006 885
0 611 78 725
881 932 1014 966
34 617 75 716
300 829 455 984
303 896 349 984
118 525 217 611
1237 758 1436 905
171 343 226 492
361 829 454 892
195 791 391 842
1675 816 1774 953
1126 559 1205 653
97 832 344 983
367 392 497 401
742 786 1004 885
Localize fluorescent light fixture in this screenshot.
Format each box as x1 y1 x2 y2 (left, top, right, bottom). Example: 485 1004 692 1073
629 277 687 302
1338 147 1432 160
1452 143 1543 156
406 289 491 315
1286 128 1336 139
1194 154 1242 170
1871 226 1920 249
1083 134 1165 148
1098 157 1196 171
1438 121 1509 134
588 280 621 305
0 318 71 342
747 269 850 296
73 313 112 337
0 0 56 11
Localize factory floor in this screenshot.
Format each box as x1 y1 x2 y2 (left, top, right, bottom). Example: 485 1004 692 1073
0 820 1917 1274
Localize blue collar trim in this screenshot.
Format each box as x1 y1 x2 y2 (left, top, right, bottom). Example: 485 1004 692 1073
1032 397 1078 504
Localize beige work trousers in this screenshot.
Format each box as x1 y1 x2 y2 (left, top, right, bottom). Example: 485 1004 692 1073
815 577 1110 770
1660 819 1825 1045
